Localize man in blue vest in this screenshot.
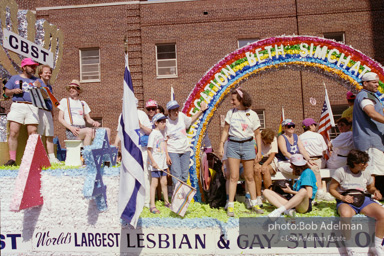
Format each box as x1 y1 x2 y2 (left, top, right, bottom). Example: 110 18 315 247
353 72 384 177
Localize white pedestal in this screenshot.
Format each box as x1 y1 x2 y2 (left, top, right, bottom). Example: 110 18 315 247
64 140 83 166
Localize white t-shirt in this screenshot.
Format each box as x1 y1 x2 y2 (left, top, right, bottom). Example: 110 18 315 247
261 137 278 157
333 166 373 194
166 112 192 153
138 110 152 137
58 98 90 126
299 131 327 156
147 129 168 171
225 108 260 139
360 98 374 110
327 131 354 169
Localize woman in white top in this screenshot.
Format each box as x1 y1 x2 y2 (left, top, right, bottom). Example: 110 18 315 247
218 88 263 217
327 118 354 169
165 100 207 187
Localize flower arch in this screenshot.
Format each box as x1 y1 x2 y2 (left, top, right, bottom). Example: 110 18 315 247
182 35 384 202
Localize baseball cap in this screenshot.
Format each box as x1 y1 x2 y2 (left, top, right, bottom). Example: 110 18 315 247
361 72 379 82
290 154 307 166
21 58 38 67
302 118 317 129
346 91 356 100
166 100 180 110
145 99 158 108
282 119 295 127
152 113 167 123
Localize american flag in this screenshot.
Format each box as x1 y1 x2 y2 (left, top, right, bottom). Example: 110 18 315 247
117 54 145 228
318 85 335 146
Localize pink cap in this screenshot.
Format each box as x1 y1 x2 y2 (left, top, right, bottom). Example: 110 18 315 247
145 99 158 108
21 58 39 67
346 91 355 100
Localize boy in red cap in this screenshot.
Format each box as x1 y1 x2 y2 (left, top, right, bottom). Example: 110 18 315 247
4 58 47 166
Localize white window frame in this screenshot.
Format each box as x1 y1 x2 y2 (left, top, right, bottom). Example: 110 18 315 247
238 38 259 49
323 32 345 43
79 48 101 83
156 44 177 78
254 109 266 130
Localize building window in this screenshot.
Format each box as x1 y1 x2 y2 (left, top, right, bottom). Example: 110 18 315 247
254 109 265 130
238 38 259 48
156 44 177 78
323 32 345 43
329 104 348 139
80 48 100 82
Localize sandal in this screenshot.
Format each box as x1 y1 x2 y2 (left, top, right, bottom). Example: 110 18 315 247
150 207 160 214
164 202 171 208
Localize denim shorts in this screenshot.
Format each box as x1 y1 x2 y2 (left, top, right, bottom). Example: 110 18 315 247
226 138 256 160
151 170 167 178
336 196 376 214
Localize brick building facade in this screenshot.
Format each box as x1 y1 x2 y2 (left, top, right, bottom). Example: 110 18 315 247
9 0 384 150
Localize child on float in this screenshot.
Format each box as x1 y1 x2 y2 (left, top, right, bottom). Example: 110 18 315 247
299 118 333 201
147 113 171 214
264 154 317 218
253 128 279 207
329 149 384 256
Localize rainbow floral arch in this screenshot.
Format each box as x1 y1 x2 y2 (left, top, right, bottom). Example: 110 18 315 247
182 35 384 202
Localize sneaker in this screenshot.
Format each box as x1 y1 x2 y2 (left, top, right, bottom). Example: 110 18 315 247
346 247 357 256
227 207 235 217
252 205 264 214
4 159 16 166
256 197 264 208
224 200 229 210
284 209 296 218
244 198 252 209
268 208 282 220
49 157 60 164
316 190 334 201
369 246 384 256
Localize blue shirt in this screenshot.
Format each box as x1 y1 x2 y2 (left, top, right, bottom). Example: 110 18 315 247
5 74 46 103
352 89 384 152
293 168 318 200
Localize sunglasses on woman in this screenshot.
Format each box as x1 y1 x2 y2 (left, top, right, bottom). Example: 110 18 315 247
146 107 157 111
287 125 295 128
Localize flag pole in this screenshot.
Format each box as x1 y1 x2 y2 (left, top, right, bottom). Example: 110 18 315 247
159 169 196 191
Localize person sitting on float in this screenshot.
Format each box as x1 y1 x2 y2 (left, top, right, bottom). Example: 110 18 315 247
253 128 279 207
218 88 264 217
58 80 110 146
326 118 354 169
276 119 311 177
329 149 384 256
264 153 317 218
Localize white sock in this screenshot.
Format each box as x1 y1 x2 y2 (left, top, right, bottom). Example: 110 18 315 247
256 196 262 201
227 202 234 208
375 236 383 248
284 208 292 215
276 206 286 214
251 199 258 206
49 153 56 159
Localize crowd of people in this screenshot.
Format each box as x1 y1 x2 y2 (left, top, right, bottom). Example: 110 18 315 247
3 58 110 166
3 58 384 254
